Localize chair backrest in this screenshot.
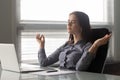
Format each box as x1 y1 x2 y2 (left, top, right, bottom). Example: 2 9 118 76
87 28 110 73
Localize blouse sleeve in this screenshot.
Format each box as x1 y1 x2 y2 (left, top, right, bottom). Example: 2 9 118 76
38 43 67 67
76 42 95 71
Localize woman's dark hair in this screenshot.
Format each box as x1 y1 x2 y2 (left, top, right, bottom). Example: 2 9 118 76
68 11 92 43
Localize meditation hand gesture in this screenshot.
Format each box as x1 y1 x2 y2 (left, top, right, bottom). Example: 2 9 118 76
36 34 45 48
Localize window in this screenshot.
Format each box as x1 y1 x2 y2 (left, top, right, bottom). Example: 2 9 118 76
20 0 109 23
19 0 113 64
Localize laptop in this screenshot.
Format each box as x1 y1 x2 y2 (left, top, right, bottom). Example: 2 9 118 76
0 43 47 73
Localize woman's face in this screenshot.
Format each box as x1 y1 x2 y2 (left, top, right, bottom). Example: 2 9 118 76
67 14 81 35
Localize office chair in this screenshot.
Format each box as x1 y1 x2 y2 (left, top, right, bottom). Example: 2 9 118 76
87 28 110 73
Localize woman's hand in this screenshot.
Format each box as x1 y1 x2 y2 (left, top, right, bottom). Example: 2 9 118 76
88 34 111 54
36 34 45 48
93 34 112 47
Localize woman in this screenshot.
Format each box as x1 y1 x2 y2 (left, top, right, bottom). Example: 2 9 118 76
36 11 111 71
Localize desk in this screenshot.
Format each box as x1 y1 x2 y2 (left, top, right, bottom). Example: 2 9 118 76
0 67 120 80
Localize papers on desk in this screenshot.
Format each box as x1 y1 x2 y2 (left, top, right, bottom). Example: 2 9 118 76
30 68 77 76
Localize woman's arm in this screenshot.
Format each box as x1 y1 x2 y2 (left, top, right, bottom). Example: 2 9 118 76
36 34 66 67
76 43 94 71
38 47 62 67
76 34 111 71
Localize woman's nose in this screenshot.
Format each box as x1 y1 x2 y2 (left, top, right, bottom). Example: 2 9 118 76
68 21 72 26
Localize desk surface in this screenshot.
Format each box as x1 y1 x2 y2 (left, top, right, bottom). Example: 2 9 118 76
0 67 120 80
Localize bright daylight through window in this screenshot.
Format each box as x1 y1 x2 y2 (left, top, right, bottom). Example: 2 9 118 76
20 0 108 23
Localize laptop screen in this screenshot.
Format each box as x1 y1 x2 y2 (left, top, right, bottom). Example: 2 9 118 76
0 43 20 72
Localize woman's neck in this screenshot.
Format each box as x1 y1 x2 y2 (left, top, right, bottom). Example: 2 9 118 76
73 34 82 44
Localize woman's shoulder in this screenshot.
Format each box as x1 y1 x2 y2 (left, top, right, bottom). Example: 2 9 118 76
81 41 92 50
78 40 92 47
57 41 69 50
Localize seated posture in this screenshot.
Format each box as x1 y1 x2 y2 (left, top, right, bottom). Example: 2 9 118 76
36 11 111 71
